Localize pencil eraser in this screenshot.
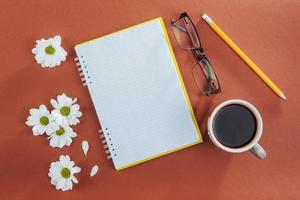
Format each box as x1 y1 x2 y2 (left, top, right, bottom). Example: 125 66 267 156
202 14 213 24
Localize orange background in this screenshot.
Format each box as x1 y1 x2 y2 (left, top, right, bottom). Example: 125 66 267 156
0 0 299 199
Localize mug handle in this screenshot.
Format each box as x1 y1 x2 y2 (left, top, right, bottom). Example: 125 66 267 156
250 143 267 159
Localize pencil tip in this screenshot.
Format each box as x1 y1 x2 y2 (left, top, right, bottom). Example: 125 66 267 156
279 93 288 101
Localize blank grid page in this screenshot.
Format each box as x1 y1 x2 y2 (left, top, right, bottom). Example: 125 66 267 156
75 18 202 170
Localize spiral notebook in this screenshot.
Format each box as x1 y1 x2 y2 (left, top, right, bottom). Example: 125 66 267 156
74 17 202 170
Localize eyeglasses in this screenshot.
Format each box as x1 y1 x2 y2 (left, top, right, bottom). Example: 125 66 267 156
171 12 221 95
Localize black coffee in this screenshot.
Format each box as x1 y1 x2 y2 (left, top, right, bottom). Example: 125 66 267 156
213 104 257 148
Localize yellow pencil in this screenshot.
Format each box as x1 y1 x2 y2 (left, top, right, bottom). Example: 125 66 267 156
202 14 287 101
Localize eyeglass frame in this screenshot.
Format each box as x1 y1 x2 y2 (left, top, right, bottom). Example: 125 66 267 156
171 12 221 95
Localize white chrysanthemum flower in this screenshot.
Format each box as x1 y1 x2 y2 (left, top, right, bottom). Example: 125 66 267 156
48 155 81 191
51 93 83 126
26 105 59 136
48 125 77 148
32 35 67 68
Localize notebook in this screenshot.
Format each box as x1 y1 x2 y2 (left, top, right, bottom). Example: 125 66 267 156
74 17 202 170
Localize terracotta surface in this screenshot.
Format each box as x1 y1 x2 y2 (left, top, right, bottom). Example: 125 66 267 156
0 0 299 199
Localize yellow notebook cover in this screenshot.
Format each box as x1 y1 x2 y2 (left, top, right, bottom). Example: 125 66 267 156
75 17 202 170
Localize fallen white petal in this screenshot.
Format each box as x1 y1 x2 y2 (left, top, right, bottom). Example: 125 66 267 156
90 165 99 177
82 140 89 157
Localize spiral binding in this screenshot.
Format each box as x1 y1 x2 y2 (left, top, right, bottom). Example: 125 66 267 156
74 56 91 87
98 128 116 160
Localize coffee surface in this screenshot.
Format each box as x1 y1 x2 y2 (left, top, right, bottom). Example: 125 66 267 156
213 104 257 148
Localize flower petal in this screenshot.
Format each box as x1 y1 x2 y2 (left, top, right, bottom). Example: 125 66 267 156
72 166 81 174
71 176 78 184
82 140 89 157
59 155 68 166
55 179 65 190
53 35 62 46
65 97 73 107
36 125 46 135
35 53 45 64
26 116 36 126
29 108 39 116
57 94 66 105
63 179 72 191
90 165 99 177
32 126 41 136
50 136 59 148
39 104 48 112
58 137 66 148
65 136 72 146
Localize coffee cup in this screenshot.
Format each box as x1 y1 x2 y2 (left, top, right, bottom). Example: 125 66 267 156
207 99 267 159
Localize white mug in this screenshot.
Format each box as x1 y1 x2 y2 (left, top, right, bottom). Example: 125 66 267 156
207 99 267 159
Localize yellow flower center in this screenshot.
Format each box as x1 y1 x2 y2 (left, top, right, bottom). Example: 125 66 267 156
60 106 70 116
39 116 49 126
45 45 56 55
61 168 71 179
55 127 65 136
